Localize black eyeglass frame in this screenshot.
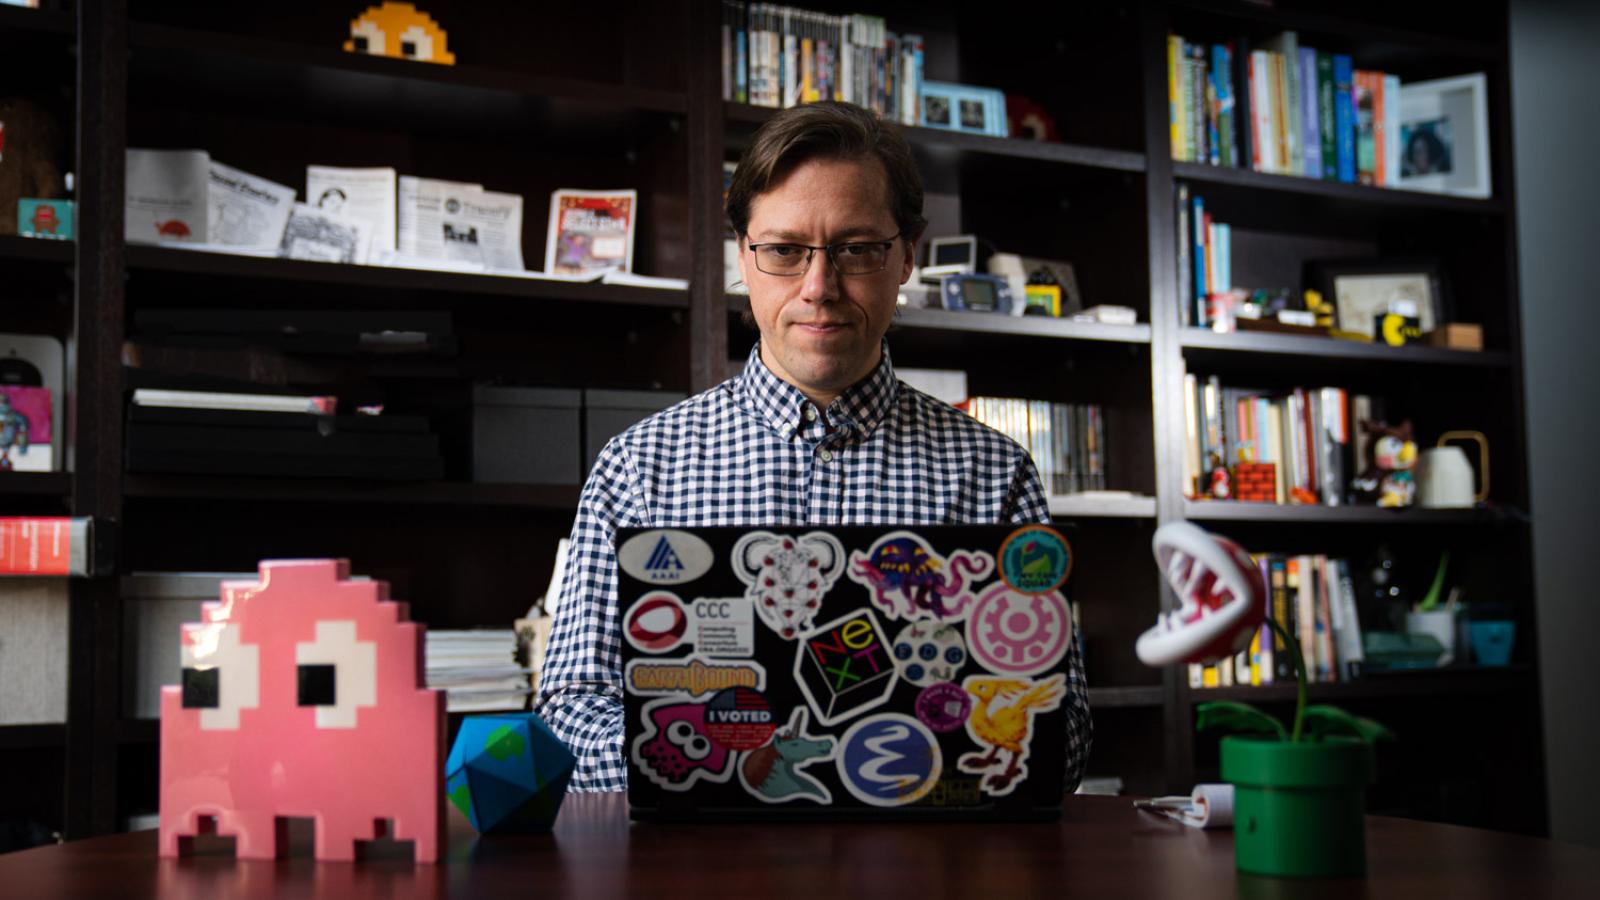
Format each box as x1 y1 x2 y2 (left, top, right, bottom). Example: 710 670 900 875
744 232 905 276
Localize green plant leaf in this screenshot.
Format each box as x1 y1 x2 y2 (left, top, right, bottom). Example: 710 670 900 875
1196 701 1287 741
1301 705 1396 743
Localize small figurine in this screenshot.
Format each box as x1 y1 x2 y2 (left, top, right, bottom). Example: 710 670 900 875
1351 420 1417 507
343 2 456 66
1136 522 1266 667
0 392 31 471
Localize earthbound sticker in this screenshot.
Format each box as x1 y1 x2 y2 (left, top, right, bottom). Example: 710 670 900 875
618 529 716 585
626 655 765 698
622 592 756 657
998 525 1074 595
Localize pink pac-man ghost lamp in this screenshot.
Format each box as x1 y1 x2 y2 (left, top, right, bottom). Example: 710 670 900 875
158 559 445 863
1136 522 1267 667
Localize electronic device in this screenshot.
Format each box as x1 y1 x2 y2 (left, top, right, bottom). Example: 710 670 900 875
921 235 979 280
941 273 1013 314
618 523 1080 822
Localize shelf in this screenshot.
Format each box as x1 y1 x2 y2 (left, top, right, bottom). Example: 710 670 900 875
728 295 1151 345
1183 500 1516 525
0 235 73 265
1050 494 1157 519
129 23 686 128
1180 328 1510 367
125 245 690 310
0 724 66 749
1174 162 1505 214
1187 665 1532 704
1088 686 1164 709
118 720 158 745
0 473 71 499
1168 0 1502 66
726 103 1146 173
124 475 582 509
0 5 73 36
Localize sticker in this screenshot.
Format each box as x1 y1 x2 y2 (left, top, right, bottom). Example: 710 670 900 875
998 525 1074 595
921 778 984 808
626 655 765 698
732 531 846 639
914 682 972 733
623 591 688 653
703 686 777 751
622 593 756 657
958 674 1066 796
966 583 1072 677
737 707 837 804
846 530 994 622
793 608 898 726
836 713 943 807
891 621 968 686
618 529 716 585
632 696 736 790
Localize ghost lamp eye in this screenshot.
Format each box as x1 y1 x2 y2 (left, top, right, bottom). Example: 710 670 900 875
297 664 337 707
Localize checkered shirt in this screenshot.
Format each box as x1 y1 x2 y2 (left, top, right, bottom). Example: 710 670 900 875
536 341 1093 792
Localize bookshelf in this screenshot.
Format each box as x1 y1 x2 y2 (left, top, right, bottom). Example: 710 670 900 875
0 0 1544 841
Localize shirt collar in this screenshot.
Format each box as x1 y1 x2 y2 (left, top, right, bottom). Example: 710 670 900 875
736 341 898 440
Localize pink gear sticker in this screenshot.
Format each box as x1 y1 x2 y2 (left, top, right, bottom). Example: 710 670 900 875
966 583 1072 677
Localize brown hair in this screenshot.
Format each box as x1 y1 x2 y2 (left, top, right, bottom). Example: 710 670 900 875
726 101 927 247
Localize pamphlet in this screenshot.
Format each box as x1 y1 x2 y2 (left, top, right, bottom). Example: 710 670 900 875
306 165 397 255
207 160 296 250
397 176 525 270
126 149 210 244
280 202 372 264
545 188 637 276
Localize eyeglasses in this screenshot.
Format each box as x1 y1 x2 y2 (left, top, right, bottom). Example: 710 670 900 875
745 233 902 276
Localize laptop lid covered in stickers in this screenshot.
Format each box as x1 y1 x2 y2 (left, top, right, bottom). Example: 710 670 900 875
616 524 1078 821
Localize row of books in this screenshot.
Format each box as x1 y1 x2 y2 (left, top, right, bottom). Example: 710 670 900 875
1184 376 1386 507
1168 31 1405 187
425 629 532 713
1175 184 1235 330
960 397 1108 497
1190 554 1364 688
721 2 924 125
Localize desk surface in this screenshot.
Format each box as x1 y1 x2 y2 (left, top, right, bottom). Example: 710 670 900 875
2 795 1597 898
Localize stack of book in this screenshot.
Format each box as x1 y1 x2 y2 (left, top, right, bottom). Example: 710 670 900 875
1191 553 1364 689
961 397 1107 498
424 629 532 713
1168 30 1402 187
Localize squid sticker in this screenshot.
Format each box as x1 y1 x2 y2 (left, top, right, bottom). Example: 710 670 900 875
732 531 846 639
632 696 736 791
847 531 994 622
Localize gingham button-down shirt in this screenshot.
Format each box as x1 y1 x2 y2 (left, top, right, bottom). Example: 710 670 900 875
536 342 1093 792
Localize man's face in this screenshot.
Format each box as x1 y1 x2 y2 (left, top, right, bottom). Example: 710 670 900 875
738 156 914 405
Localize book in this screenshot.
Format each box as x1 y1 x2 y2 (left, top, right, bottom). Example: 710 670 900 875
131 389 336 414
207 159 295 251
1212 44 1236 167
1248 50 1274 173
1261 32 1300 175
1354 70 1378 185
545 188 638 277
1383 73 1402 188
0 517 91 576
125 148 210 244
1317 52 1337 179
1299 47 1321 178
1333 55 1356 183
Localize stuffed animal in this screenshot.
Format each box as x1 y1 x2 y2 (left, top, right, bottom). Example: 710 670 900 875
1351 419 1418 507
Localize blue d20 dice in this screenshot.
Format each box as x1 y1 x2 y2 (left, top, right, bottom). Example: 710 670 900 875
445 712 576 833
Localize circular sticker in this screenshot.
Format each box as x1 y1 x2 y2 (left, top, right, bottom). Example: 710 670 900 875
967 584 1072 677
915 682 972 733
703 687 777 751
618 529 717 585
837 713 943 807
998 525 1074 594
623 591 688 653
891 621 967 687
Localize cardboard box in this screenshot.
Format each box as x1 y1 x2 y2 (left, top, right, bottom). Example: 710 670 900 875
1424 323 1483 351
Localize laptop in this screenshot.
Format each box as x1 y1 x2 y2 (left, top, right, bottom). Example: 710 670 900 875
617 523 1078 821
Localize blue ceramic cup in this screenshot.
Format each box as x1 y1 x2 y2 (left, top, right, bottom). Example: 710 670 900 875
1468 621 1515 667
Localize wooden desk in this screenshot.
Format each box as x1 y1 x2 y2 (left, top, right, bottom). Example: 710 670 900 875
1 795 1596 898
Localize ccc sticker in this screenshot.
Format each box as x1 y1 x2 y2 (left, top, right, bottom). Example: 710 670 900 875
967 583 1072 677
623 591 688 653
836 713 942 807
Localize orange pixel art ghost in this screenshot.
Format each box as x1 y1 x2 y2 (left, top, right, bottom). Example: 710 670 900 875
343 2 456 66
158 559 446 863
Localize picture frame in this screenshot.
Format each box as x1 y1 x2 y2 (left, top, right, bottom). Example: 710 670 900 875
920 82 1006 137
1305 259 1450 337
1396 73 1491 199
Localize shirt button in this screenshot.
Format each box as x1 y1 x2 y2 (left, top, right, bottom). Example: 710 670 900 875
803 406 818 422
818 449 834 463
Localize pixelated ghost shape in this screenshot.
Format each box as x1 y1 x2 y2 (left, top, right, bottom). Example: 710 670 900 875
632 698 734 790
159 559 445 863
343 2 456 65
445 713 575 833
738 707 837 804
959 674 1065 796
732 530 845 639
847 531 994 622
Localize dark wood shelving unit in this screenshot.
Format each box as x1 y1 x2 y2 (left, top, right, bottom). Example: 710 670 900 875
124 475 580 509
0 5 72 35
0 724 67 749
1179 327 1511 366
1174 161 1505 214
1185 665 1532 704
728 295 1152 344
1087 686 1165 708
1168 0 1502 63
0 473 72 498
1182 500 1514 524
1050 494 1158 519
0 235 74 264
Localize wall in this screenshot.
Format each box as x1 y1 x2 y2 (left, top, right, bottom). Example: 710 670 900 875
1511 0 1600 849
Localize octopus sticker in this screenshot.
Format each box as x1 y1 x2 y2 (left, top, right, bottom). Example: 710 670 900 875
966 583 1072 677
732 531 846 640
847 531 994 622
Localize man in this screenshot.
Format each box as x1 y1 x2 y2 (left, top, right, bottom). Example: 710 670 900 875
537 100 1092 791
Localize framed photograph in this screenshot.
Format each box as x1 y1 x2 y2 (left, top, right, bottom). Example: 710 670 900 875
1397 73 1491 199
920 82 1006 137
1306 259 1449 337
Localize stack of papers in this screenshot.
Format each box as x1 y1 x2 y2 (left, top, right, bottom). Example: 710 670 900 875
425 629 531 713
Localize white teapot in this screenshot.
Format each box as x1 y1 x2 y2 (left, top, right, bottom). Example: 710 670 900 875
1417 430 1489 508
